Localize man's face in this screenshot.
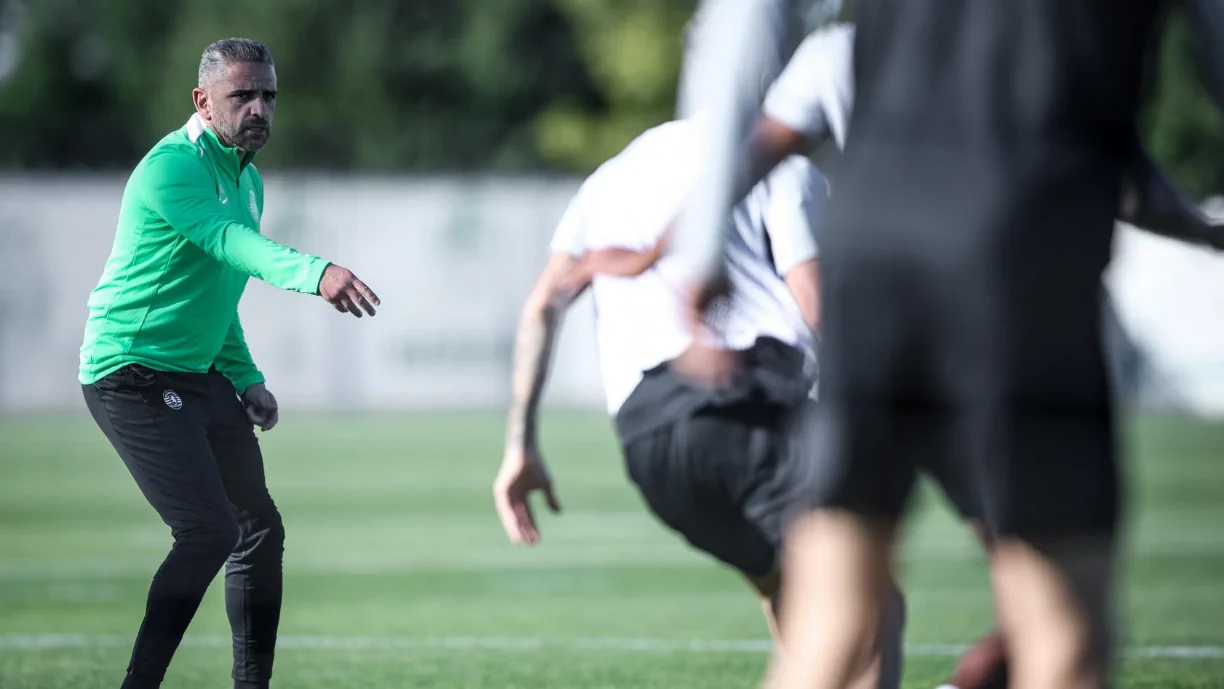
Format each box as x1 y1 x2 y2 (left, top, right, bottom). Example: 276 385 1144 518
193 61 277 152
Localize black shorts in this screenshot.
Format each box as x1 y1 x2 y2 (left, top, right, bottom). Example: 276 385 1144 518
614 337 813 579
622 402 795 579
796 183 1124 541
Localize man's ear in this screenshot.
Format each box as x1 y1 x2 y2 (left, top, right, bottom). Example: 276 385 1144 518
192 88 210 120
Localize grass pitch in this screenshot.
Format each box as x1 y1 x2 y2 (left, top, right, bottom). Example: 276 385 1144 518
2 412 1223 688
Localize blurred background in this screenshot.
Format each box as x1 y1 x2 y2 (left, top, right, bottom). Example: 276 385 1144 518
1 3 1224 688
0 0 1222 413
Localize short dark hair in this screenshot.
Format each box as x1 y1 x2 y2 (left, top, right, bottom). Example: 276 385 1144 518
198 38 274 87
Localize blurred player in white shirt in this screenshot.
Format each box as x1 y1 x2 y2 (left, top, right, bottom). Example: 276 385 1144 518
491 111 905 689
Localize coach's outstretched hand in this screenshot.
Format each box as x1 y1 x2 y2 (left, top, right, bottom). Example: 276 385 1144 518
242 382 279 432
319 264 381 318
493 447 562 546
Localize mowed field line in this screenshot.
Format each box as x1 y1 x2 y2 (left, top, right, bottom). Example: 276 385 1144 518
1 634 1223 659
3 530 1223 582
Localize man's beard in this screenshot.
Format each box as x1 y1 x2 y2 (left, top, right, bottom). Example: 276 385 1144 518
222 120 271 152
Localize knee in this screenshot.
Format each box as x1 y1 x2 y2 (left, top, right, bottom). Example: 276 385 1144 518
175 518 242 566
260 508 286 548
234 506 285 561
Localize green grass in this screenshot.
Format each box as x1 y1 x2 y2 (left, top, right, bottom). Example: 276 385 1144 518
1 412 1223 688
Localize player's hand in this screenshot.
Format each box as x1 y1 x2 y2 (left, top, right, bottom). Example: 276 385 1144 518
673 342 739 389
671 278 739 388
241 382 279 432
493 447 562 546
319 264 380 318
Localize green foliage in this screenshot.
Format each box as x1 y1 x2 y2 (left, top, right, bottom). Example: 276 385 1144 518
0 0 603 172
2 0 1223 187
537 0 695 171
1143 9 1224 199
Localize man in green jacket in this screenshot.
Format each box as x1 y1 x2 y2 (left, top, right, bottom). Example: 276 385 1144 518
79 38 379 689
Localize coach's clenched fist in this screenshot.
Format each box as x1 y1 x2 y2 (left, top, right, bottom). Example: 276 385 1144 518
319 264 381 317
241 382 280 432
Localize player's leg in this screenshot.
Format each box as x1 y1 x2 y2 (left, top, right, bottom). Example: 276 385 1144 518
742 568 784 647
981 241 1121 689
765 508 898 689
734 407 796 652
740 516 907 687
847 580 907 689
938 518 1007 689
763 253 940 689
762 395 917 689
205 371 285 689
622 409 786 644
82 366 239 689
929 467 1008 689
737 400 908 689
980 413 1118 689
991 535 1115 689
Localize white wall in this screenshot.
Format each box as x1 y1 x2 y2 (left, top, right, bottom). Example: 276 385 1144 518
0 174 605 412
1 175 1222 417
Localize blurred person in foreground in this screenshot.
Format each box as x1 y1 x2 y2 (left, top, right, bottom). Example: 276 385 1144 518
748 19 1224 689
78 38 379 689
490 107 907 689
673 2 1224 689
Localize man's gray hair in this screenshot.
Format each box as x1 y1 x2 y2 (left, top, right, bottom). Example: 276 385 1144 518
198 38 274 87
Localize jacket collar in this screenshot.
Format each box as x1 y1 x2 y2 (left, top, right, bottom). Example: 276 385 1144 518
186 113 256 181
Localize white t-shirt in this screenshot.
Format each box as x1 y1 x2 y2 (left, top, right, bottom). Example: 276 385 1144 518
671 1 854 285
762 22 855 150
550 117 825 415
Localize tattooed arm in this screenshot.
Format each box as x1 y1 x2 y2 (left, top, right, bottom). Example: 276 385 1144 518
503 253 590 452
503 232 676 453
494 252 591 545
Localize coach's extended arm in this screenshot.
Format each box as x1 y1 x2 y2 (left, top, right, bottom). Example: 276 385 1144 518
142 147 329 294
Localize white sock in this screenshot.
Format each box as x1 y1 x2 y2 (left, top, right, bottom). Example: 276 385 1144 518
935 685 960 689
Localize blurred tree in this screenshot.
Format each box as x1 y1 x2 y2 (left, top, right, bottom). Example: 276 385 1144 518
2 0 1223 189
0 0 193 168
151 0 604 171
1142 8 1224 199
0 0 602 171
536 0 696 171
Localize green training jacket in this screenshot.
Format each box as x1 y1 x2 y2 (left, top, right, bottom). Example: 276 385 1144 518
79 114 329 394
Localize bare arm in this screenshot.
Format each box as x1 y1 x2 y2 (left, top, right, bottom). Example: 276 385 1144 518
784 258 822 334
577 234 669 279
671 0 796 285
735 24 856 208
744 115 820 200
510 241 667 432
494 252 592 545
504 253 591 453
